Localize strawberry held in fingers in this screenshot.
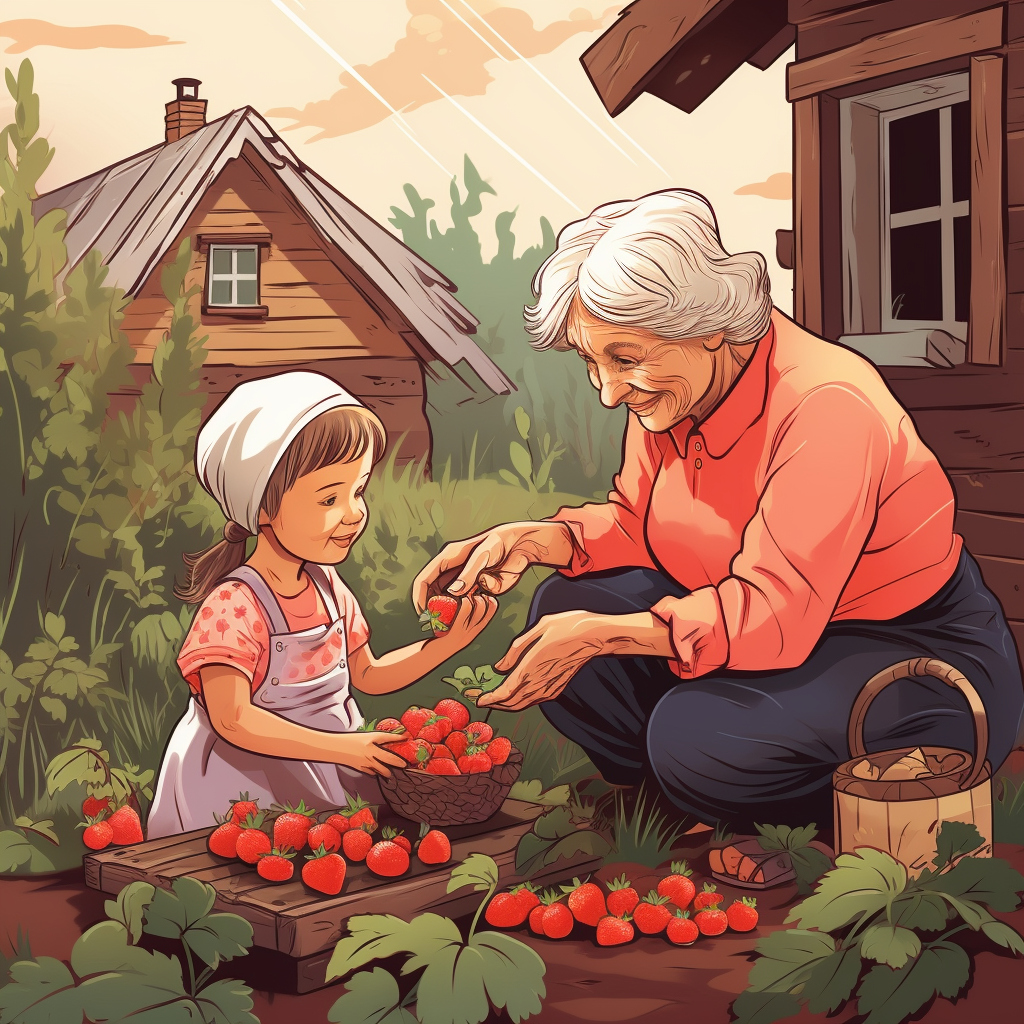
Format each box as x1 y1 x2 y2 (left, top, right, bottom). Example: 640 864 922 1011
666 910 699 945
596 915 634 946
692 882 723 912
632 891 673 935
376 718 404 733
605 875 639 917
434 698 470 732
561 877 606 927
657 860 695 910
302 846 347 895
727 897 759 932
107 804 144 845
420 595 460 635
257 848 295 883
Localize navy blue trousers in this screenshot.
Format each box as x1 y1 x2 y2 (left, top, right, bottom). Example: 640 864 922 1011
535 549 1023 832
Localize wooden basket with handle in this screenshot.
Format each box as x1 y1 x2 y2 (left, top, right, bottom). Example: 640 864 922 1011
833 657 993 876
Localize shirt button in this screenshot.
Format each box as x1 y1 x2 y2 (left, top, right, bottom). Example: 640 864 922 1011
694 458 703 469
275 642 283 652
271 677 280 685
694 441 702 452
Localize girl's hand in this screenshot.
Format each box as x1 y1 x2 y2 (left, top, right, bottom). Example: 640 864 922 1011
333 730 409 777
436 594 499 652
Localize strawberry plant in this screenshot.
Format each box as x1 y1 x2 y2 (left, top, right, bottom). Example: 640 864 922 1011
0 816 59 872
325 853 546 1024
515 802 612 877
45 736 154 816
753 822 832 894
732 821 1024 1024
0 876 257 1022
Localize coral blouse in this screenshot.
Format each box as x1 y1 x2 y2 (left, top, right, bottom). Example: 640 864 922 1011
550 309 962 679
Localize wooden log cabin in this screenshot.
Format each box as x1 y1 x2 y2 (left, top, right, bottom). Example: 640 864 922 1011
33 79 513 468
582 1 1024 726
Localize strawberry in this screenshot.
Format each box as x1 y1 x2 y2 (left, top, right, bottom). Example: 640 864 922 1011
325 812 351 834
272 800 316 852
417 715 453 744
376 717 404 733
420 595 459 635
235 811 272 864
692 882 723 912
342 826 374 862
107 805 144 845
432 743 455 760
466 721 493 745
416 826 451 865
657 860 696 910
542 901 575 938
596 915 634 946
666 910 699 945
529 902 549 935
390 738 432 766
302 846 347 895
366 836 411 877
82 795 110 818
485 892 530 928
514 882 541 915
457 747 492 774
695 905 728 936
306 823 341 854
208 814 243 858
632 890 672 935
80 814 113 850
229 792 259 825
425 758 460 775
605 874 639 917
341 795 377 831
446 731 470 760
561 876 606 927
726 897 759 933
487 736 512 765
400 706 434 737
257 847 295 882
380 825 411 855
434 698 470 731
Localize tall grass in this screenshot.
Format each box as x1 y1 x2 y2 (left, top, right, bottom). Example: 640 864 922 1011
995 775 1024 845
610 786 690 868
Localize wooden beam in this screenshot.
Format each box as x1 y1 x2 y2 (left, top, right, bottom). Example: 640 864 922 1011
956 510 1024 560
748 23 795 69
950 470 1024 516
793 95 823 334
789 0 873 24
969 54 1006 365
787 7 1006 101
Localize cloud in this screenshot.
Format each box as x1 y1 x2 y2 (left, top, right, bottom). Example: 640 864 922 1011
0 20 183 54
266 1 617 141
734 172 792 199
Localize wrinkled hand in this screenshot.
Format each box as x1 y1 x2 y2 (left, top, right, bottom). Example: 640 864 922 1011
335 730 409 777
435 594 500 652
477 611 608 712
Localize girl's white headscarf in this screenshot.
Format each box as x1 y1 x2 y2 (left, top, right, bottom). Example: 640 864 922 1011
196 371 364 535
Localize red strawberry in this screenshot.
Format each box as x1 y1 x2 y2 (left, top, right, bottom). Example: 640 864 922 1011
434 698 470 731
235 811 272 864
433 743 455 760
457 748 492 774
417 715 453 744
446 731 470 759
208 816 243 858
376 717 404 733
325 812 351 834
341 795 377 831
390 738 432 766
515 883 541 915
380 825 411 855
425 758 460 775
529 902 548 935
692 882 723 912
306 823 341 854
486 736 512 765
605 874 639 917
342 826 374 862
726 897 759 933
632 890 672 934
596 915 634 946
561 877 606 927
82 795 110 818
257 847 295 882
542 901 575 938
80 815 113 850
272 800 316 852
400 706 435 737
302 846 347 895
666 910 699 945
657 860 696 910
485 892 530 928
416 827 451 865
420 595 459 635
466 721 493 745
229 792 259 824
366 837 411 877
696 906 728 936
107 805 144 845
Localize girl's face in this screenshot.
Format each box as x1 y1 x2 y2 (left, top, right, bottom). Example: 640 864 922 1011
263 450 374 564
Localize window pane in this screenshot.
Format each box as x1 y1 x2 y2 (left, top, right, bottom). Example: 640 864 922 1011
951 101 970 204
211 248 232 275
236 247 257 275
890 219 942 321
888 108 940 213
236 278 258 306
211 279 232 305
954 214 970 323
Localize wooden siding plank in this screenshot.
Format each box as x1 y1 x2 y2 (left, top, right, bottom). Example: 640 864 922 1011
197 358 426 399
881 351 1024 407
1011 291 1024 349
787 7 1006 101
910 406 1024 472
973 554 1024 619
956 510 1024 560
794 96 823 334
951 470 1024 515
789 1 874 24
1009 131 1024 207
969 54 1006 365
1009 40 1024 131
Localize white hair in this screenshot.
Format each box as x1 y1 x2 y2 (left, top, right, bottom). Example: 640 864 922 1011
525 189 772 351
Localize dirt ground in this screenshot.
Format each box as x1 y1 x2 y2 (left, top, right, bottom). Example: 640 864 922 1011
4 836 1024 1024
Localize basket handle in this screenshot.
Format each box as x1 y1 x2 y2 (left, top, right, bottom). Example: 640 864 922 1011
847 657 989 790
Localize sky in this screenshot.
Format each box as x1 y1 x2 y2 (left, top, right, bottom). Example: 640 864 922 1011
0 0 795 311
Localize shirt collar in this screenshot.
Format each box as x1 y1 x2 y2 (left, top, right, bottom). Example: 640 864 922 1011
668 318 775 458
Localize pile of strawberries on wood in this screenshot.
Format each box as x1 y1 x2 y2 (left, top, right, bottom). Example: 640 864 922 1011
79 795 145 850
484 862 759 947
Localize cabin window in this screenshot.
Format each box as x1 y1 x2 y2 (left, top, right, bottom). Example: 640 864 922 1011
208 245 259 306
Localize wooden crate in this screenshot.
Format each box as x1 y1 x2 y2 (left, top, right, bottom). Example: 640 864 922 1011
83 800 601 993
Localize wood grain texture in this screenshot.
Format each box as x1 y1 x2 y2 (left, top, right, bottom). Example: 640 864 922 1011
882 350 1024 407
956 510 1024 560
1003 39 1024 130
1010 290 1024 349
789 0 876 25
950 470 1024 515
748 23 796 68
787 7 1005 101
1009 131 1024 206
969 54 1006 366
910 405 1024 471
793 96 823 334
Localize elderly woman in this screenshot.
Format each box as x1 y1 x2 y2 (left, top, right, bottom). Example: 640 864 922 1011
414 190 1024 830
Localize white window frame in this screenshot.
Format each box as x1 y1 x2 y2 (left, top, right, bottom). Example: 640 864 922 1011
208 245 259 307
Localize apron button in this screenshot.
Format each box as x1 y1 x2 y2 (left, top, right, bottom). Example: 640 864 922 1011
271 677 280 685
276 642 283 652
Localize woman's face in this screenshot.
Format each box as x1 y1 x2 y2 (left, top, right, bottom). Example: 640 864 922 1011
567 300 723 433
263 450 373 564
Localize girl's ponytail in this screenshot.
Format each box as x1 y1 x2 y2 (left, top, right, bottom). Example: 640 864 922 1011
173 521 250 604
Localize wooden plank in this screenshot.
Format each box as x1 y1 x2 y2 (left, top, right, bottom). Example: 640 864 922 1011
748 23 795 69
196 359 426 399
969 54 1006 366
909 405 1024 471
1009 130 1024 206
789 0 874 25
787 7 1006 101
950 470 1024 515
1010 291 1024 349
1009 39 1024 130
974 554 1024 619
956 510 1024 560
793 95 823 335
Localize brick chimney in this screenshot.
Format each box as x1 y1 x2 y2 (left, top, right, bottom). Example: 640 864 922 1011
165 78 207 143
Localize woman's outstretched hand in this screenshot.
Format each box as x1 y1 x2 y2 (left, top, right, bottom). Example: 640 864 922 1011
412 521 575 612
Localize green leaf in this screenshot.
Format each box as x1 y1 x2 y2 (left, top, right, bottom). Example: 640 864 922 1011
514 407 531 441
801 945 862 1015
921 855 1024 914
42 613 65 643
790 847 832 895
0 830 36 872
746 929 836 994
327 968 418 1024
326 915 460 984
104 881 156 945
470 931 546 1023
859 923 921 969
890 891 949 932
729 989 804 1024
194 978 258 1024
532 806 574 841
507 780 571 806
414 942 484 1024
38 696 66 722
932 820 986 871
0 956 80 1022
509 442 533 483
184 913 254 969
447 854 498 895
144 876 217 943
498 469 521 487
14 817 59 845
980 919 1024 955
855 940 969 1024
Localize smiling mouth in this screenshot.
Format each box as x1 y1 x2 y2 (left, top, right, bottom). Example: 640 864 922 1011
331 532 359 545
628 393 662 415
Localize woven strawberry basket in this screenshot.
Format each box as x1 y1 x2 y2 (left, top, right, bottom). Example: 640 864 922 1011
379 749 523 826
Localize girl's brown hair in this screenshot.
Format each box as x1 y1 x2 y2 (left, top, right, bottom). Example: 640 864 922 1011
174 405 386 605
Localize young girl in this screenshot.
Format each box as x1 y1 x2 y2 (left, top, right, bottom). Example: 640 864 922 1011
147 371 497 838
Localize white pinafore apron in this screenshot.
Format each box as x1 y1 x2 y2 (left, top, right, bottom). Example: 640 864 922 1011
147 564 381 838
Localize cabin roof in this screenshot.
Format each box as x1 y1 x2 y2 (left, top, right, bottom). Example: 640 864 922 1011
33 106 513 394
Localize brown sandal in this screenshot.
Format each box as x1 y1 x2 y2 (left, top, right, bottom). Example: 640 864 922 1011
708 837 796 889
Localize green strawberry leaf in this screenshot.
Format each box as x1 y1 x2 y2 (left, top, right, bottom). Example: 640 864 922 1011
326 915 460 983
0 956 81 1021
918 854 1024 914
855 940 969 1024
184 912 254 969
729 989 804 1024
801 945 863 1015
104 881 156 945
745 928 836 994
327 968 418 1024
931 820 986 871
447 854 499 894
508 780 571 806
195 977 259 1024
789 846 832 895
859 923 922 969
890 891 949 932
980 919 1024 955
471 931 546 1023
